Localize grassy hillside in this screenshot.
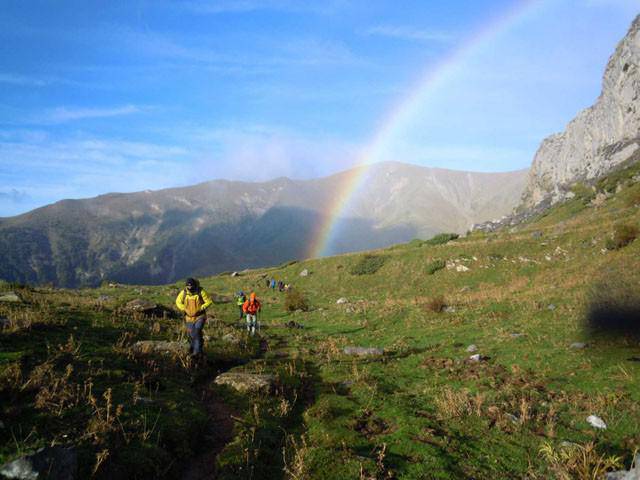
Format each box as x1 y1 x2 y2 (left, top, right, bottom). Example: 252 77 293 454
1 163 640 479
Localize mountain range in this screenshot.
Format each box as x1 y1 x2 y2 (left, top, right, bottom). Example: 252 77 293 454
0 163 527 287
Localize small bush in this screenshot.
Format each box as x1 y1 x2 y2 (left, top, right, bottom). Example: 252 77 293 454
426 259 446 275
284 289 309 312
624 185 640 207
570 182 595 204
424 233 459 246
605 223 638 250
425 295 447 313
350 255 386 275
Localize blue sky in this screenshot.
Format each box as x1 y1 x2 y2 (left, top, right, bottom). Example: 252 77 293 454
0 0 637 216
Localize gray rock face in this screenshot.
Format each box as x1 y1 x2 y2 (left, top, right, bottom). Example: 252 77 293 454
214 372 275 394
0 446 77 480
522 15 640 208
343 347 384 357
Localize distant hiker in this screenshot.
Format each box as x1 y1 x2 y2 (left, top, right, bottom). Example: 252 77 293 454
270 278 276 289
242 292 261 335
175 278 212 359
284 283 291 292
236 291 246 320
278 280 284 292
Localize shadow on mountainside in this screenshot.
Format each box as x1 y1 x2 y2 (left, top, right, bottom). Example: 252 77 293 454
0 206 418 288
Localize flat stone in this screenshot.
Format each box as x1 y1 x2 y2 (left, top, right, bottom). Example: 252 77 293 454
547 304 557 311
299 269 309 277
132 340 189 355
0 446 77 480
222 333 241 345
343 347 384 357
468 354 490 362
214 372 276 394
510 333 525 338
336 297 349 304
0 292 21 303
125 299 158 312
570 342 587 350
455 265 470 272
466 344 478 353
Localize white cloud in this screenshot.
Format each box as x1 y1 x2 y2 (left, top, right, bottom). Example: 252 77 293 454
364 25 454 43
39 105 145 123
182 0 345 15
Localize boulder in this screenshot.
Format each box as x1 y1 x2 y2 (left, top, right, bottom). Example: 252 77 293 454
343 347 384 357
132 340 189 355
570 342 587 350
299 269 309 277
466 344 478 353
214 372 276 394
231 271 239 277
468 354 490 362
125 299 158 312
336 298 349 305
0 292 21 303
0 446 77 480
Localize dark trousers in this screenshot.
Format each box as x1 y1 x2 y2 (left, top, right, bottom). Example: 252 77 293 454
238 305 244 319
185 317 206 355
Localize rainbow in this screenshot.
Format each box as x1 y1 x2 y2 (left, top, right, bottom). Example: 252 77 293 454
307 0 545 259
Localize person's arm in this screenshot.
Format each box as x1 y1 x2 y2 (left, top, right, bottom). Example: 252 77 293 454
200 290 213 310
175 290 186 311
242 300 248 313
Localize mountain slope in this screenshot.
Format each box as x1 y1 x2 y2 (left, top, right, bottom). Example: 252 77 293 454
0 162 527 287
522 14 640 207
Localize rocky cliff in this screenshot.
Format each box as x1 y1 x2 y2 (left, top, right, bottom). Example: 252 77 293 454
521 14 640 208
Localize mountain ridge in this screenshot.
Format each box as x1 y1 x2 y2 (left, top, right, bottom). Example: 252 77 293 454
0 161 528 287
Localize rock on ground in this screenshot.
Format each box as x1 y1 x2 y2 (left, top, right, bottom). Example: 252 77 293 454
132 340 189 355
0 292 21 303
125 299 158 312
570 342 587 349
343 347 384 357
0 446 77 480
606 453 640 480
214 372 276 394
466 344 478 353
299 269 309 277
586 414 607 429
336 297 349 304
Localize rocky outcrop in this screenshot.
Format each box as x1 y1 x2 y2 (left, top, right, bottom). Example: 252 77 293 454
521 15 640 208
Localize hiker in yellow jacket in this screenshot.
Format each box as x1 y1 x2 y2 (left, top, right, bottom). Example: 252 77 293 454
175 278 212 358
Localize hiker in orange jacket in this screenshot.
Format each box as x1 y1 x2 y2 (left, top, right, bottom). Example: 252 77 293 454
242 292 261 335
175 278 212 357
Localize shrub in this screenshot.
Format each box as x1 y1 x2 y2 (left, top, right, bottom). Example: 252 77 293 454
424 233 459 246
426 259 446 275
605 223 638 250
570 182 595 204
350 255 386 275
284 289 309 312
425 295 447 313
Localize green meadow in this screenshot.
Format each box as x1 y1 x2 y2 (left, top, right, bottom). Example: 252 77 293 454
2 163 640 479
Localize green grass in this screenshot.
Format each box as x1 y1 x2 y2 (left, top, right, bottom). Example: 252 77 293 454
2 167 640 478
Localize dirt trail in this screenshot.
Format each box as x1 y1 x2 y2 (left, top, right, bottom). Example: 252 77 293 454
181 386 236 480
